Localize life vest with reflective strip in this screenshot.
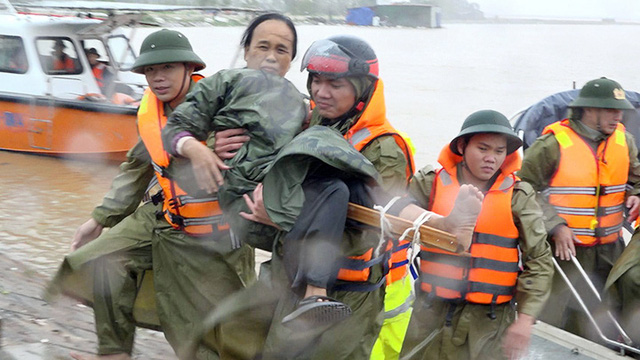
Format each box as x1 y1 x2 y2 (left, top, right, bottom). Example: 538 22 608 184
542 120 628 246
342 79 416 285
346 79 415 183
53 55 74 71
138 74 228 236
420 144 521 304
92 63 106 89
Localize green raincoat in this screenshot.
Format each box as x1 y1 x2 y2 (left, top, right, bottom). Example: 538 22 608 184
45 79 256 359
604 229 640 345
162 68 308 251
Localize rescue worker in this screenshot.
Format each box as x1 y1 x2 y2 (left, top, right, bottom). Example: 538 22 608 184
399 109 554 360
170 34 484 360
50 39 76 72
255 35 482 359
519 77 640 341
86 47 115 97
301 34 417 360
45 29 255 360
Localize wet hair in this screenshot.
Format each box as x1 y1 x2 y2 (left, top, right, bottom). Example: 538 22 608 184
568 107 584 121
455 134 473 154
240 12 297 60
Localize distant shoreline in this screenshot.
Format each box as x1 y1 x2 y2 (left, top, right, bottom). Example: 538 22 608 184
447 17 640 26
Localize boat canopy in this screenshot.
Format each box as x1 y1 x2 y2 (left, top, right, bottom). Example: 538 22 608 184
512 89 640 151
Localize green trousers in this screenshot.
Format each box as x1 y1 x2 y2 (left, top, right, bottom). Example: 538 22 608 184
194 243 385 360
400 295 515 360
538 239 624 341
46 202 256 358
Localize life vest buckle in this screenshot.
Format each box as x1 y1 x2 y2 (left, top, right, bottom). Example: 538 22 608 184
150 191 164 206
445 303 457 327
168 197 183 209
594 227 606 238
487 303 497 320
168 212 185 228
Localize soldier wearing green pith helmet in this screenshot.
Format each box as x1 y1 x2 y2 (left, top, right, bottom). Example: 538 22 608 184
45 29 256 360
400 110 553 360
519 77 640 343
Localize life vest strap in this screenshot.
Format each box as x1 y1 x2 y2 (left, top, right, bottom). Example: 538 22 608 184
166 212 226 229
553 204 624 217
468 281 515 296
474 232 518 248
332 251 391 292
152 162 169 178
338 250 387 271
420 250 469 269
543 184 627 197
472 257 520 273
570 223 622 237
331 276 386 292
420 272 467 294
390 259 409 270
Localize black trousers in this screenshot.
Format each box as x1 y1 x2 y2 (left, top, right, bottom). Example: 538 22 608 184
282 176 376 292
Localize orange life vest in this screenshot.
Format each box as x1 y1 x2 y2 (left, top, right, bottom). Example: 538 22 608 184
338 79 416 285
346 79 415 183
542 120 628 246
137 74 228 236
92 63 106 89
420 145 521 305
53 55 74 71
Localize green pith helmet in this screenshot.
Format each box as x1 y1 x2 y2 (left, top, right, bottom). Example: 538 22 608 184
568 77 634 110
131 29 205 74
450 110 523 155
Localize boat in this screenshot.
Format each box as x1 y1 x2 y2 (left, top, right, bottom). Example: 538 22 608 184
0 0 151 161
511 87 640 151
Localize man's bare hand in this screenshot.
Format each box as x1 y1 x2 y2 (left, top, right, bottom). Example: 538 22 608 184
502 313 534 360
239 183 280 229
182 138 229 194
214 128 249 160
626 195 640 223
552 224 577 261
71 218 103 251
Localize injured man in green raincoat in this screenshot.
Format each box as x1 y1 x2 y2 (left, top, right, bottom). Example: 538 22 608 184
161 67 485 359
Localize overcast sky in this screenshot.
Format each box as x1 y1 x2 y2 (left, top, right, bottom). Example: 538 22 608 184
472 0 640 21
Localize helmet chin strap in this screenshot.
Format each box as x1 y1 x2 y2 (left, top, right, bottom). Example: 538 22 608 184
167 63 190 109
322 81 375 134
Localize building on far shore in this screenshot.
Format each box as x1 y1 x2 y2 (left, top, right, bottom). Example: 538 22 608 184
346 3 441 28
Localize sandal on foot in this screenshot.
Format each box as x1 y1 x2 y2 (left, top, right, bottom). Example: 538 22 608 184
281 295 352 329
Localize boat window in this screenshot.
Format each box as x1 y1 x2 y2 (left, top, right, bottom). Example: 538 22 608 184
0 35 28 74
81 39 110 66
36 37 83 75
107 35 136 71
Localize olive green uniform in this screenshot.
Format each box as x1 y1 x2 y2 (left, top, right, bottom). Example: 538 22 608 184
518 118 640 339
400 165 553 360
45 81 256 358
604 230 640 346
